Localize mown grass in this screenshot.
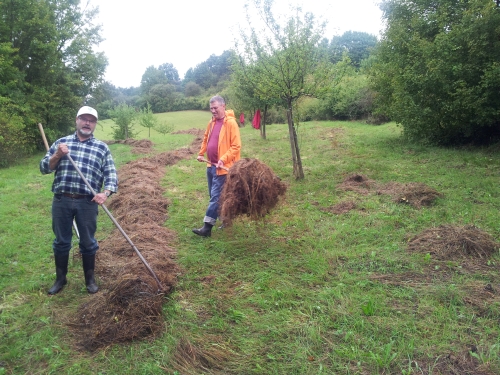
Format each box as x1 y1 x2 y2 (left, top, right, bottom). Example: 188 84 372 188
1 115 500 374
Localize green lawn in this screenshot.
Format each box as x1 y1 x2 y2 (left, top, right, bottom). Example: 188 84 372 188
1 114 499 374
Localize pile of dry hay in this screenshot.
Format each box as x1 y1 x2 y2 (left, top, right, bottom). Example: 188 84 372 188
218 158 287 226
66 130 205 351
407 224 500 260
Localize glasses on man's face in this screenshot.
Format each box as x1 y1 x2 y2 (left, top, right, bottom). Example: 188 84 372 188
79 116 97 124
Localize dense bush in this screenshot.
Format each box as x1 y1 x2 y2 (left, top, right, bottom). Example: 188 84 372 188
328 73 376 120
0 111 34 167
371 0 500 145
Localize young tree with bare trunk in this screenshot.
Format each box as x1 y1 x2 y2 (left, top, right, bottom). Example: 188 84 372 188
234 0 343 179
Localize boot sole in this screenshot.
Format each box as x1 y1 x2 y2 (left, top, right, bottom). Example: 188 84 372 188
48 279 67 295
192 229 211 237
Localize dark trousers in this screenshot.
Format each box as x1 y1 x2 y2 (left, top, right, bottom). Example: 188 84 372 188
204 166 226 225
51 194 99 256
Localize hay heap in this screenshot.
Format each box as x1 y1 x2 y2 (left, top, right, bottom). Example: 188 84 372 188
218 158 287 226
407 224 500 260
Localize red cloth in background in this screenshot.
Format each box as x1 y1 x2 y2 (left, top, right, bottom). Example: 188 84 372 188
239 113 245 125
252 109 261 129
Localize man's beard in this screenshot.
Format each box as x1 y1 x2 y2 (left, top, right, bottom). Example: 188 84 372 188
78 128 93 136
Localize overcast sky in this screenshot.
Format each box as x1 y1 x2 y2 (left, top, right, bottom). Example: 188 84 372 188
91 0 384 88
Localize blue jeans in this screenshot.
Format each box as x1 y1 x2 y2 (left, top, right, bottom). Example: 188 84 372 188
204 166 226 225
51 194 99 256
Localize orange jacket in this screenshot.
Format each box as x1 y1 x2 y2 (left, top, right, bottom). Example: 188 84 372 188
198 110 241 175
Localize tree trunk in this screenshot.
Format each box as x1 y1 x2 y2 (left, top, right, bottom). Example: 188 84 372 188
262 104 267 140
286 106 304 179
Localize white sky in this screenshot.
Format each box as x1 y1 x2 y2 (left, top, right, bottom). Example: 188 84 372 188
91 0 384 88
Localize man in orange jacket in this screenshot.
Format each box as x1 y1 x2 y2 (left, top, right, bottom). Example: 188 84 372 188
193 95 241 237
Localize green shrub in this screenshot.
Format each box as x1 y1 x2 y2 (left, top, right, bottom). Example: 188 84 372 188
0 111 34 168
109 103 138 140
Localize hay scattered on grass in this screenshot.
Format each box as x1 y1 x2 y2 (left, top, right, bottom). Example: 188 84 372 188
336 173 442 208
218 158 287 226
377 182 443 208
407 224 499 260
409 350 497 375
171 337 232 374
321 200 357 215
338 173 375 195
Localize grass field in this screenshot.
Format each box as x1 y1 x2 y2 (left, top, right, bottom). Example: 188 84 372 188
1 112 500 374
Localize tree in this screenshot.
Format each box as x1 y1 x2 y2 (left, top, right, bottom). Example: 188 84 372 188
109 103 138 140
184 81 202 97
183 50 234 89
0 0 107 156
329 31 378 68
229 62 279 140
144 83 178 113
140 66 168 95
370 0 500 145
158 62 180 84
235 0 339 179
139 102 157 138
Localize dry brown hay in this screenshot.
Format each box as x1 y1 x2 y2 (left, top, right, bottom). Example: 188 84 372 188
321 200 357 215
173 128 204 136
100 225 177 259
151 148 194 166
337 174 443 208
67 276 166 351
407 225 499 260
338 173 375 195
377 181 443 208
67 132 205 351
171 336 233 374
218 158 287 226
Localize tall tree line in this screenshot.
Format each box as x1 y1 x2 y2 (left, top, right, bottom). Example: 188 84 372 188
0 0 106 165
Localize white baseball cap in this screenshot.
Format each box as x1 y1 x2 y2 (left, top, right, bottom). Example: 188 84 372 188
77 106 98 120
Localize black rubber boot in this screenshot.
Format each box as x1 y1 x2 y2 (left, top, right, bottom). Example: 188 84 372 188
48 253 69 295
82 254 98 294
192 223 213 237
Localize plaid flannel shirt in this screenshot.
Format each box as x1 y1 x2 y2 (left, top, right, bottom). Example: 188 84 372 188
40 133 118 195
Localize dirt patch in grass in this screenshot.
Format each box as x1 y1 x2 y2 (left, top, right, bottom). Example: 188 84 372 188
409 349 497 375
67 129 205 351
219 158 287 226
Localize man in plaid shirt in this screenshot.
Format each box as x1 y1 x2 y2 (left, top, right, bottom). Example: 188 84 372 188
40 106 118 295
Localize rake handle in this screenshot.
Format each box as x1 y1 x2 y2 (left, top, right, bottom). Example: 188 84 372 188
38 123 80 239
198 157 229 171
64 153 163 291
